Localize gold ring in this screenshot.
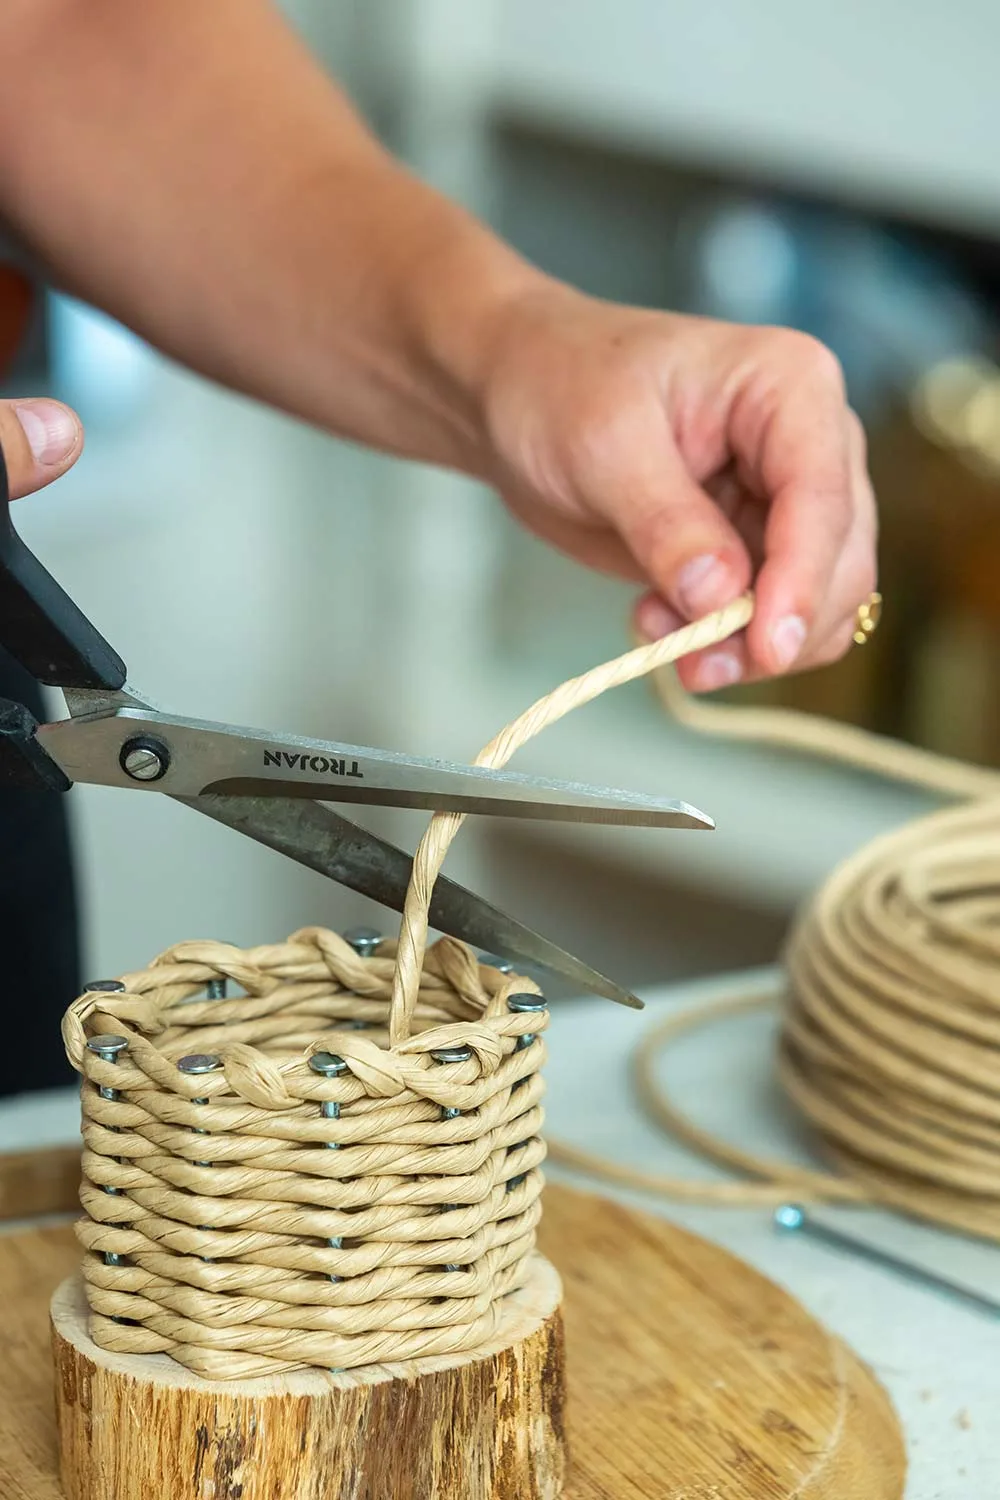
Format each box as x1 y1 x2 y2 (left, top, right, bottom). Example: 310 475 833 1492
853 591 882 646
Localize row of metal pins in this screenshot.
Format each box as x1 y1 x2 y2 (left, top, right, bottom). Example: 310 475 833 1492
429 956 548 1276
306 933 376 1304
506 993 548 1191
176 1052 224 1264
314 932 380 1374
84 979 131 1323
178 960 233 1262
431 1043 474 1274
479 957 548 1193
309 1045 348 1374
341 928 381 1031
309 1049 348 1284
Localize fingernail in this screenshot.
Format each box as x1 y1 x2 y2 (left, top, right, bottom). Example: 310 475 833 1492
14 400 79 465
636 595 679 641
693 651 742 692
676 554 733 616
770 615 807 671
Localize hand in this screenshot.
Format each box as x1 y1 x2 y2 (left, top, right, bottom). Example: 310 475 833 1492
475 283 875 692
0 397 83 497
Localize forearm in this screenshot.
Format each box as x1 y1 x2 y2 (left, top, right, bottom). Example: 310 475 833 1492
0 0 542 472
0 0 873 688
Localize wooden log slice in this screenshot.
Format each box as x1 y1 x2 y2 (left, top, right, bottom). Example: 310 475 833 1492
21 1181 906 1500
540 1188 905 1499
51 1253 565 1500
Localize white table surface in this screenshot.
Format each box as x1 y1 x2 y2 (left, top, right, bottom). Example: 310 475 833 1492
2 967 995 1499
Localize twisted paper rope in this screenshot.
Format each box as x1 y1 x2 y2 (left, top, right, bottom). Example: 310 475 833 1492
388 594 755 1042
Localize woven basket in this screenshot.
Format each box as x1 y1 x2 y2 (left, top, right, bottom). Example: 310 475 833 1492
62 927 548 1380
59 599 753 1386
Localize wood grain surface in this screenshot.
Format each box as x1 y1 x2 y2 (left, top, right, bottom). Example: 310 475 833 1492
52 1259 565 1500
0 1146 80 1223
0 1168 904 1499
540 1189 905 1498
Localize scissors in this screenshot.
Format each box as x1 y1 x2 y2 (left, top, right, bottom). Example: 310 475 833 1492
0 448 714 1010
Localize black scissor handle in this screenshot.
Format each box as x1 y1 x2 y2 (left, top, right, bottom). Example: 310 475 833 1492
0 696 71 790
0 442 126 689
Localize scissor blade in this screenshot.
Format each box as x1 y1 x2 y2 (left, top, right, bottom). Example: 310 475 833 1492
174 792 644 1010
46 704 712 829
202 773 712 829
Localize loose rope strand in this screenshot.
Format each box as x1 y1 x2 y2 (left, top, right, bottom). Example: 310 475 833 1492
388 594 754 1042
649 653 1000 802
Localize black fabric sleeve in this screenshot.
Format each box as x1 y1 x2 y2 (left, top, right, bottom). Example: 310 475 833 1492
0 647 79 1094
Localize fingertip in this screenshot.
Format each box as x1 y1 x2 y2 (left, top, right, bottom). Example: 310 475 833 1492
746 568 811 675
674 550 749 618
609 456 751 624
768 613 808 672
14 399 83 472
0 398 84 501
675 642 746 694
637 591 749 691
633 592 684 642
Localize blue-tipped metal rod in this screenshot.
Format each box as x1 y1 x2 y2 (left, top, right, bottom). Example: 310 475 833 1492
775 1204 1000 1318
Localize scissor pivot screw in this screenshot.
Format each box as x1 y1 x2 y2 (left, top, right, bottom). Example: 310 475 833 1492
120 736 170 782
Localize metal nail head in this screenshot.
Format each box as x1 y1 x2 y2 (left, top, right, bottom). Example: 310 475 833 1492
310 1052 348 1136
478 953 515 975
178 1052 224 1081
87 1037 126 1087
432 1045 473 1121
431 1046 475 1064
507 993 547 1052
344 927 383 959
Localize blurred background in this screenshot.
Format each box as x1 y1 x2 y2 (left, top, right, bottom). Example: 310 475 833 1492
11 0 1000 993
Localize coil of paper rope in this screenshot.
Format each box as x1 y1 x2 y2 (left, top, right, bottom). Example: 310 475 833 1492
63 596 756 1379
548 614 1000 1244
